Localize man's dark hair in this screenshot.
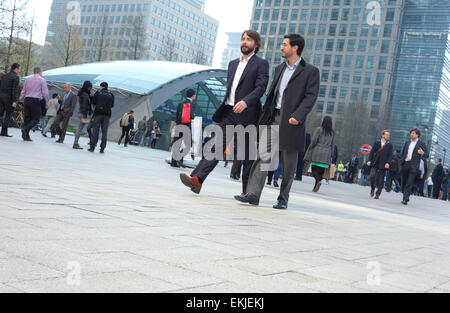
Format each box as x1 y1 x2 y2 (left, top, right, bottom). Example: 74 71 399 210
52 93 58 99
100 82 108 89
34 67 41 74
186 89 196 98
242 30 261 54
11 63 20 71
437 158 442 162
284 34 306 56
410 127 421 137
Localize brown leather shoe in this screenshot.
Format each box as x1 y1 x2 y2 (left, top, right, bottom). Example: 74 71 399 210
313 182 322 193
180 174 202 194
370 189 375 198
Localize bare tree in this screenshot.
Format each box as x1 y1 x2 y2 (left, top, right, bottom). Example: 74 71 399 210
0 0 31 72
95 11 110 62
335 97 371 162
55 24 83 67
193 48 207 65
159 35 177 62
129 14 147 60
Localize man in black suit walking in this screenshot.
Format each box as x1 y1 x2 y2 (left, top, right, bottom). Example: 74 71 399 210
0 63 20 137
235 34 320 210
432 158 444 199
171 89 196 168
367 130 393 199
180 30 269 196
400 127 429 205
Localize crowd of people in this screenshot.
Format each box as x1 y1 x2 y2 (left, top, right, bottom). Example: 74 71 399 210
0 62 164 154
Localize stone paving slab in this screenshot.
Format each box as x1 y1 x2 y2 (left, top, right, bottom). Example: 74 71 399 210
0 128 449 293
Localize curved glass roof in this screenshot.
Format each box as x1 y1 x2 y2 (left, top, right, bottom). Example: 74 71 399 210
41 60 226 95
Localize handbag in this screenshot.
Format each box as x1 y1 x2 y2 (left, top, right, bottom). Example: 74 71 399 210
81 117 91 124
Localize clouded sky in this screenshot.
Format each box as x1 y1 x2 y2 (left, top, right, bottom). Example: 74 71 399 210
29 0 254 68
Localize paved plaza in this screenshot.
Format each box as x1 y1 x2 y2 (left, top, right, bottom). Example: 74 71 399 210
1 128 449 293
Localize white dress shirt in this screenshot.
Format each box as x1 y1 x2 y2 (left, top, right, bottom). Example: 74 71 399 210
405 139 418 161
276 57 302 109
226 53 254 106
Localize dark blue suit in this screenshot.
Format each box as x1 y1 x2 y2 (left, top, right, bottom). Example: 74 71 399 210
193 54 269 194
401 139 429 202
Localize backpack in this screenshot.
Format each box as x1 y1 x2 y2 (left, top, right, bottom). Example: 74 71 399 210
120 113 129 127
95 89 113 115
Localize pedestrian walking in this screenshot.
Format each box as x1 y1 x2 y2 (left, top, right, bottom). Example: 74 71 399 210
118 111 134 147
426 174 433 198
42 94 60 137
367 130 393 200
304 116 336 193
137 116 148 146
89 82 114 153
235 33 320 209
0 63 20 138
400 128 429 205
52 83 77 144
432 158 444 199
73 81 93 150
19 67 49 142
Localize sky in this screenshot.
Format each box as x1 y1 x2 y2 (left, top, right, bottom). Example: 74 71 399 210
28 0 254 68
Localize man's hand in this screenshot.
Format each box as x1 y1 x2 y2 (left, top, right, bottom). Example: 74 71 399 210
12 102 17 108
418 148 425 156
45 103 49 110
289 117 299 125
385 163 390 169
233 101 247 114
367 161 371 166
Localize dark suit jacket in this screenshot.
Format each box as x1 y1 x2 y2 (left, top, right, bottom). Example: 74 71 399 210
176 98 195 124
432 163 444 184
59 92 78 116
368 141 394 170
349 157 359 172
259 58 320 152
212 54 269 126
401 140 429 169
0 71 20 102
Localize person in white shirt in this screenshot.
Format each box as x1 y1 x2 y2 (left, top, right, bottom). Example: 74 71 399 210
427 173 434 198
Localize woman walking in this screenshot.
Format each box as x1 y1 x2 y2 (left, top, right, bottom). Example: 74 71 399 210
305 116 336 193
73 81 93 150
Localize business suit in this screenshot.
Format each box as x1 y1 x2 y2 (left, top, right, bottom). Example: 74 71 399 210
0 71 20 136
368 140 393 197
52 91 77 143
245 58 320 204
188 54 269 194
401 139 429 203
432 163 444 199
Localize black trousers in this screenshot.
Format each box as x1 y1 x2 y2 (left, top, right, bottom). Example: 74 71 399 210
171 123 191 164
433 180 443 199
191 107 254 194
23 97 41 136
230 160 243 178
295 152 306 179
0 95 13 136
91 114 110 150
369 168 387 196
119 126 131 145
401 161 419 202
386 170 401 191
312 165 326 185
52 111 72 142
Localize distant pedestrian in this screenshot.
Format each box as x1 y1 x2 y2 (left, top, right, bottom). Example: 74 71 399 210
304 116 336 193
73 81 93 150
427 173 433 198
0 63 20 138
336 161 345 182
294 133 311 181
148 121 161 149
361 163 371 186
367 130 393 200
442 169 449 201
137 116 147 146
118 110 134 147
89 82 114 153
53 83 77 144
432 158 444 199
400 128 429 205
19 67 49 142
42 93 60 137
347 153 359 184
386 149 402 192
171 89 196 167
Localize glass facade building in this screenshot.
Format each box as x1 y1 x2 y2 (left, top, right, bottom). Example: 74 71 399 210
250 0 450 158
42 0 219 69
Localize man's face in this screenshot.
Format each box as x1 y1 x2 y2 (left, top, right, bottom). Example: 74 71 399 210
241 33 256 55
280 38 297 59
64 84 70 92
383 132 390 141
410 131 419 141
15 67 21 74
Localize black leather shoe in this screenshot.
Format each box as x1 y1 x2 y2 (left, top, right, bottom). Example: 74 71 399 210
56 140 63 143
234 194 259 206
0 134 12 137
100 149 105 154
273 181 279 188
294 177 302 181
273 200 288 210
88 148 95 153
401 200 408 205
